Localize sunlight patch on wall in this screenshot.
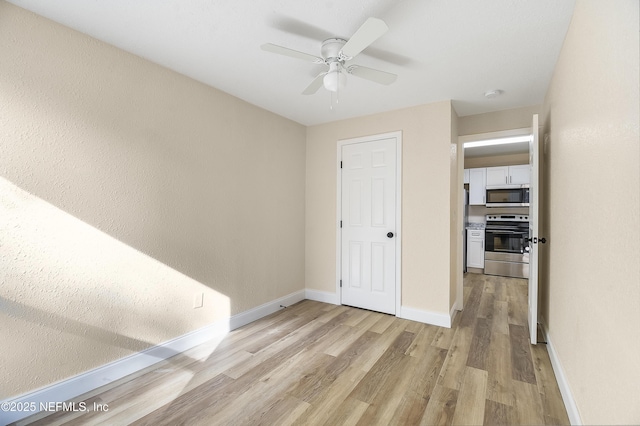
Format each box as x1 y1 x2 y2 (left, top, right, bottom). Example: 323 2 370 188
0 176 230 398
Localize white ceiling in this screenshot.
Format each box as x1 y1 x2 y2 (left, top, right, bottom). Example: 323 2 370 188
8 0 575 126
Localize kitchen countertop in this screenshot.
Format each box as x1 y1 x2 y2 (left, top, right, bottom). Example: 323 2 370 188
466 222 485 230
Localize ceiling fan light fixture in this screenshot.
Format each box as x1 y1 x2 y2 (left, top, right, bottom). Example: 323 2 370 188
323 63 347 92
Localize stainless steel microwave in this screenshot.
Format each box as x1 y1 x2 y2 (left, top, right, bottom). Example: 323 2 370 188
485 185 530 207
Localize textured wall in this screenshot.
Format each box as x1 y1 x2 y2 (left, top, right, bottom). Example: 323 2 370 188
0 2 305 398
305 102 456 315
450 104 462 310
541 0 640 423
458 105 542 136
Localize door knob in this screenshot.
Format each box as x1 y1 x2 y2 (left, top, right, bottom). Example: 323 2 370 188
527 237 547 244
387 232 394 238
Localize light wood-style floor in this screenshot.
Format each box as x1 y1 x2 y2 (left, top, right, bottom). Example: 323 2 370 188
18 274 569 425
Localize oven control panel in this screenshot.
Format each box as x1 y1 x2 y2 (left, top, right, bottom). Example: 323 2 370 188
486 215 529 222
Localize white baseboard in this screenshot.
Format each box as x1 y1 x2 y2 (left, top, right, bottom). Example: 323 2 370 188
0 290 305 425
305 289 340 305
540 317 582 425
399 305 453 328
450 301 460 320
229 290 305 330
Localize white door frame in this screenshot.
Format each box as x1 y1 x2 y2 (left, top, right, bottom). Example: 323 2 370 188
336 131 402 315
528 114 540 345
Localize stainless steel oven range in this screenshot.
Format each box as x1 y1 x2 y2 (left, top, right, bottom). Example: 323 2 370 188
484 214 530 279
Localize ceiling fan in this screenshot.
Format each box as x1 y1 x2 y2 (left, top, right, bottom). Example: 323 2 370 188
261 18 397 95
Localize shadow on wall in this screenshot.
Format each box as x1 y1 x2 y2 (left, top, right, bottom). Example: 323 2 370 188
0 176 230 400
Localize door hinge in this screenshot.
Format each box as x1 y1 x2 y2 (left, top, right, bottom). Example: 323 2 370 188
340 220 342 228
340 279 342 288
340 161 343 169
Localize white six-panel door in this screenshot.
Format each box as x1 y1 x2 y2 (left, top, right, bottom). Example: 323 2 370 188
340 135 398 315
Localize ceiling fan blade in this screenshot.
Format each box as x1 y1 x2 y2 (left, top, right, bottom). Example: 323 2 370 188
341 18 389 59
302 72 327 95
348 65 397 85
261 43 324 63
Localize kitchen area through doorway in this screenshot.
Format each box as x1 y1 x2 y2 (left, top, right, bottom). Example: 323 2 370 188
461 128 532 279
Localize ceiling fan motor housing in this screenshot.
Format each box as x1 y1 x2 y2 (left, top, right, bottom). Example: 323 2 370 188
321 38 348 92
321 38 347 62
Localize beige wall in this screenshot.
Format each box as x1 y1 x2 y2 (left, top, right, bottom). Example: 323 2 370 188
541 0 640 424
0 3 306 399
450 105 462 309
460 105 539 169
464 153 529 169
458 105 541 136
305 102 456 315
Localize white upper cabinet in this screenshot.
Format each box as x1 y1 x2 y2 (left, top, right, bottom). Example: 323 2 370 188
486 166 509 186
468 168 486 205
508 164 530 185
463 168 470 184
486 165 530 186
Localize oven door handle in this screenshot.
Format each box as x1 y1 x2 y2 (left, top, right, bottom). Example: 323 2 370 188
486 230 527 235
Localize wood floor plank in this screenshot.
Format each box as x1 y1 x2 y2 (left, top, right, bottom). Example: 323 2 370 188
493 278 508 303
391 346 448 424
129 373 236 426
243 395 310 426
288 329 385 424
136 313 353 425
478 290 495 320
349 330 415 404
354 354 416 425
315 304 351 323
531 344 571 424
342 307 373 327
509 324 537 384
484 399 513 426
20 275 569 426
368 313 396 334
406 323 438 357
323 321 374 358
511 380 545 425
209 353 333 425
356 333 447 426
272 399 311 426
458 278 483 328
485 330 515 406
437 326 473 390
286 331 378 402
289 358 369 424
431 314 458 350
506 280 528 326
466 317 492 370
352 309 384 329
357 321 407 372
420 385 458 426
450 367 488 426
225 310 351 379
491 300 510 335
322 397 369 426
